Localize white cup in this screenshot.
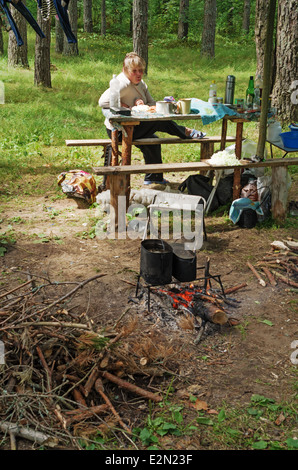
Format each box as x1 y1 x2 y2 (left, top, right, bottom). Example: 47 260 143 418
177 98 191 114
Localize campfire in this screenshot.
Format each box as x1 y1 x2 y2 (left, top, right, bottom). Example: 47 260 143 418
132 249 243 344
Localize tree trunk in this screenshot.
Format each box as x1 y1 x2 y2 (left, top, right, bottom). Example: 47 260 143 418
101 0 106 36
271 0 298 122
255 0 272 80
256 0 276 160
178 0 189 40
0 17 3 55
34 9 51 87
83 0 93 33
7 2 29 68
55 16 64 53
63 0 79 56
242 0 251 33
201 0 216 58
133 0 148 74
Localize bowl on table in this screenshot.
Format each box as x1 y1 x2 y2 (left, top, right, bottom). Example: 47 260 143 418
279 131 298 149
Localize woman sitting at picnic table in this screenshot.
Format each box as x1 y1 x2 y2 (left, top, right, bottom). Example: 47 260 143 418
98 52 205 185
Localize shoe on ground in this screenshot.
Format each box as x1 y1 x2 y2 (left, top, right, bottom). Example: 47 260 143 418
143 178 169 185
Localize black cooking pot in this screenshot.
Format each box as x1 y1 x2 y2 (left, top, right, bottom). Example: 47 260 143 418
172 245 197 282
140 239 173 286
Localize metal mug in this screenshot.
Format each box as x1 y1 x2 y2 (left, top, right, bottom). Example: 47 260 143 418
156 101 172 114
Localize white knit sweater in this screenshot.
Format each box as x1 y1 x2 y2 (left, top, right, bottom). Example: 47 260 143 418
98 72 156 130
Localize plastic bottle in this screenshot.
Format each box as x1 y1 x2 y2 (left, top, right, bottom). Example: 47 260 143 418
109 74 121 111
246 76 255 109
208 80 217 104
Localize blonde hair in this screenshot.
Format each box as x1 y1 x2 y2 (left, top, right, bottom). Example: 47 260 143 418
123 52 146 73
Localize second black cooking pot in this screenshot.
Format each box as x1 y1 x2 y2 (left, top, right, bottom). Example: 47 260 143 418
172 245 197 282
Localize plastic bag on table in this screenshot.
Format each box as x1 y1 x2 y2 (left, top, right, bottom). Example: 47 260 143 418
224 139 267 178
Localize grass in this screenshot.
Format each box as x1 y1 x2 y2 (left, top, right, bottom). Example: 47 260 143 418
77 391 298 451
2 30 294 193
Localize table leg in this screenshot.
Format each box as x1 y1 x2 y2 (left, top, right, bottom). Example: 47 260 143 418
111 129 119 166
220 118 228 151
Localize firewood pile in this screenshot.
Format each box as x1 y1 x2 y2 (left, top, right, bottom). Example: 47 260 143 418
0 272 177 450
246 239 298 290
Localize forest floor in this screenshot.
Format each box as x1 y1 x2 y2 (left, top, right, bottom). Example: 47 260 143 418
0 171 297 452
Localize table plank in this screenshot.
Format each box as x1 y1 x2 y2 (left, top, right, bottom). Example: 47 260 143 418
93 157 298 175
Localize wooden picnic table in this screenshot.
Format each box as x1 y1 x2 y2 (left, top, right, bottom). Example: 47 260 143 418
107 112 248 209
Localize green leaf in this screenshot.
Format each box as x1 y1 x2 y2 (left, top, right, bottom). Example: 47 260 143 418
139 428 151 442
0 246 7 256
227 428 240 436
251 395 275 406
259 319 273 327
247 407 262 417
286 438 298 449
252 440 268 450
197 416 213 426
173 410 183 424
269 441 283 450
218 409 226 423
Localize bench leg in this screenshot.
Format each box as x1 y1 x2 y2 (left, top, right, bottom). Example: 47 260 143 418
200 142 214 176
201 142 214 160
109 174 130 234
271 166 288 223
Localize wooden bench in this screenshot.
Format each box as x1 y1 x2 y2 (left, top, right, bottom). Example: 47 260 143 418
92 157 298 225
65 135 237 160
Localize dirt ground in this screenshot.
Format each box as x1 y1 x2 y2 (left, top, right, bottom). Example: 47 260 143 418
0 172 297 450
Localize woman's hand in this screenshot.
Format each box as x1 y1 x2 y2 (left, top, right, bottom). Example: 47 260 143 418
134 99 145 106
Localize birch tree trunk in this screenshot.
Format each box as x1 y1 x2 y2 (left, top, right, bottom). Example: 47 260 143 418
271 0 298 122
133 0 148 74
7 2 29 67
201 0 216 58
34 9 51 87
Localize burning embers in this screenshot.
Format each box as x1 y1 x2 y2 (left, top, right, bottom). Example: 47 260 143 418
156 284 229 326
